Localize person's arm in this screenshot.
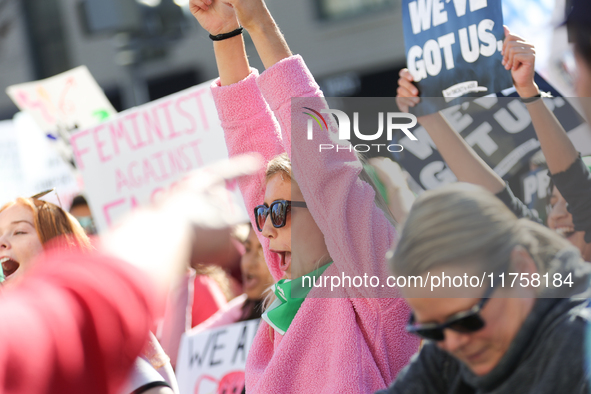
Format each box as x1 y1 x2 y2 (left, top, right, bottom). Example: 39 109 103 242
397 69 541 222
214 37 250 87
226 0 292 69
418 111 540 222
504 26 591 235
189 0 285 281
421 111 506 194
235 3 395 291
503 26 579 174
397 69 505 193
189 0 249 86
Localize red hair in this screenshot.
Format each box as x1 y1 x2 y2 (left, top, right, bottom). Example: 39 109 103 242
0 198 92 251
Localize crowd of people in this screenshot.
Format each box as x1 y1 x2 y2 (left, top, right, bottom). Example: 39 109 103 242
1 0 591 393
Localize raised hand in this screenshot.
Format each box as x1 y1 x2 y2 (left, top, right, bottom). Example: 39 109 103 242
396 68 421 113
222 0 271 33
189 0 240 36
502 26 539 98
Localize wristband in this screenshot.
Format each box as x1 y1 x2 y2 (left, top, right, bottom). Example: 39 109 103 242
209 27 244 41
521 91 552 104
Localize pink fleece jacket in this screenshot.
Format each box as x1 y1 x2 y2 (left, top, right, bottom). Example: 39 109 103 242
211 55 419 394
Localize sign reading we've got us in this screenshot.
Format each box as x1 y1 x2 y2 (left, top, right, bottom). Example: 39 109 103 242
402 0 512 111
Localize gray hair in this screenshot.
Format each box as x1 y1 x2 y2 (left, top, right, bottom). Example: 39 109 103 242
390 183 572 277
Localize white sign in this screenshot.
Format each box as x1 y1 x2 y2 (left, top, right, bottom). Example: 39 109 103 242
6 66 116 134
68 80 248 233
0 120 23 202
0 113 80 208
176 319 260 394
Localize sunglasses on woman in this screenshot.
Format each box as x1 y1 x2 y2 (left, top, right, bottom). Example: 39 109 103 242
406 284 496 341
254 200 307 232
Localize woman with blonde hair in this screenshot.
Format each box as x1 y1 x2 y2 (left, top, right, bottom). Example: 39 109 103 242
189 0 420 392
380 183 591 393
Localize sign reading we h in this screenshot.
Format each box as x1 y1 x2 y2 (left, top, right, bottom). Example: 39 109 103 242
176 319 260 394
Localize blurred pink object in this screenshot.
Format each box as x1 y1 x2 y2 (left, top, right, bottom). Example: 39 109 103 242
0 246 154 394
157 268 227 369
191 293 248 334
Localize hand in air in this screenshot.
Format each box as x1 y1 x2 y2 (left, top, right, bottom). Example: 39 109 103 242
189 0 240 36
396 68 421 113
502 26 539 98
223 0 271 32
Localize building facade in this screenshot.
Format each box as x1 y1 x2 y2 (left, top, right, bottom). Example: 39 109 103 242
0 0 406 119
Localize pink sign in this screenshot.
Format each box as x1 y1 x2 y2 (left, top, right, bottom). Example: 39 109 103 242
70 80 247 233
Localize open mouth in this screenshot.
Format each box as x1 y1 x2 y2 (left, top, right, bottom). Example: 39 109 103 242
555 226 575 239
0 257 20 279
272 250 291 274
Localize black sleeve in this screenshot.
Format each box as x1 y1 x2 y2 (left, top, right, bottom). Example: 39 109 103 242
376 344 458 394
495 182 542 223
551 156 591 243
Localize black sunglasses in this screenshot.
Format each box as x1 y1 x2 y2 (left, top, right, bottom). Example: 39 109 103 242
406 284 497 341
254 200 307 232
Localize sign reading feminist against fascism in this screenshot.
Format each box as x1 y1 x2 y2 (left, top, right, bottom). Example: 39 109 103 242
69 80 248 233
402 0 512 113
176 319 260 394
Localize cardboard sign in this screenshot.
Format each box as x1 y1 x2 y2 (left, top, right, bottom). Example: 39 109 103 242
402 0 512 114
68 79 249 233
176 319 260 394
396 75 590 191
521 167 551 224
6 66 116 134
0 113 80 208
0 120 25 205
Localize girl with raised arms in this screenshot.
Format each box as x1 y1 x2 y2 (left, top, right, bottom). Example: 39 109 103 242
189 0 420 392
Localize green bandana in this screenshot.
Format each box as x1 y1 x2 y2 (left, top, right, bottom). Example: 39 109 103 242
262 262 332 335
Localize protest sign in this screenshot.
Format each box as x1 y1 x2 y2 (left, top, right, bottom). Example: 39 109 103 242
69 79 249 233
6 66 116 135
0 120 24 205
0 113 80 208
402 0 513 114
396 74 591 191
176 319 260 394
521 167 551 224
